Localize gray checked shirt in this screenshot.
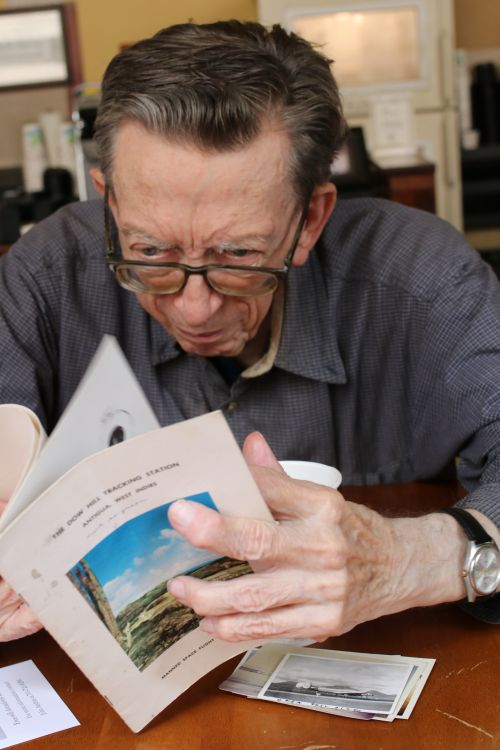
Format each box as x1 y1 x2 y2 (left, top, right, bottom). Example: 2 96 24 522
1 197 499 531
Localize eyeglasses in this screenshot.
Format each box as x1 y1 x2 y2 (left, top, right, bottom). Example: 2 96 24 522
104 186 309 297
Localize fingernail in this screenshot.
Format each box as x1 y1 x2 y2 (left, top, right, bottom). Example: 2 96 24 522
169 499 196 528
200 618 215 634
167 578 185 600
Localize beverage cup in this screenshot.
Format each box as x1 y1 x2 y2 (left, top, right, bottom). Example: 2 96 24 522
279 460 342 489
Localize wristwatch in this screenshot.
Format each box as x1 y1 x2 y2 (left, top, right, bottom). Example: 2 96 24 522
440 508 500 603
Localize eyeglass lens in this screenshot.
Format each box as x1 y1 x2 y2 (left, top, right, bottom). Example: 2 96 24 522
114 264 280 296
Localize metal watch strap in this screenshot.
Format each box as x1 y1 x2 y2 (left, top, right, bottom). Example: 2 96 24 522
439 507 493 544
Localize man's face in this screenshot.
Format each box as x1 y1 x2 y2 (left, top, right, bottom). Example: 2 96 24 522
107 121 328 362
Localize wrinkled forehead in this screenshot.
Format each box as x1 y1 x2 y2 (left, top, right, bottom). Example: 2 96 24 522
108 120 301 243
110 119 297 217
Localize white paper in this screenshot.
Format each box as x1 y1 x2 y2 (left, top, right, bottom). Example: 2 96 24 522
0 660 79 748
0 406 45 502
0 336 159 531
370 93 418 162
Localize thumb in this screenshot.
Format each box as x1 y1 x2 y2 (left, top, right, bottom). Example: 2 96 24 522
242 432 283 472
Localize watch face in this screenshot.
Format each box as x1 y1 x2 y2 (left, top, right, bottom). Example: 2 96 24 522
471 544 500 595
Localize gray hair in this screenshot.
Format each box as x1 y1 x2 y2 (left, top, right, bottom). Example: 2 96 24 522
94 20 348 204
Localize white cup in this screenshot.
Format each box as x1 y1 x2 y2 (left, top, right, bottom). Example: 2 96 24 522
279 460 342 489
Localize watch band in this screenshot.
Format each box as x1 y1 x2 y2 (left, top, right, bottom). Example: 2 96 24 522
439 507 493 544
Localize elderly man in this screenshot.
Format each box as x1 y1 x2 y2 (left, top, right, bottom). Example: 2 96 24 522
0 20 499 641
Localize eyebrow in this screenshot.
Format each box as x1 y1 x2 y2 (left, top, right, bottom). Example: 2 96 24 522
121 227 170 246
120 225 273 249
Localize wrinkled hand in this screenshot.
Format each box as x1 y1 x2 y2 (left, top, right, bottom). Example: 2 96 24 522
167 433 408 643
0 500 42 642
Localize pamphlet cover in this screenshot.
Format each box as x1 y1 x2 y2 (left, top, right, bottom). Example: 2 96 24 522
0 339 273 731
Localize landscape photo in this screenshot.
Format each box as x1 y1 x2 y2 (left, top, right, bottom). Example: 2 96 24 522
66 491 251 671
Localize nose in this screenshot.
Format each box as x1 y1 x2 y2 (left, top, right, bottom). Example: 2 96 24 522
172 273 224 326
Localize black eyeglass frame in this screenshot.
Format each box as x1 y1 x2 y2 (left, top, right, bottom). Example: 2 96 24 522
103 185 310 297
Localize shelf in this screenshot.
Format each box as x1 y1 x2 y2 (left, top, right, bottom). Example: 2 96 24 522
461 144 500 164
464 213 500 230
462 179 500 197
461 144 500 231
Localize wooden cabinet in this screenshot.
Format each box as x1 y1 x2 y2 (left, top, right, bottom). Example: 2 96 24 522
333 134 437 214
379 159 436 214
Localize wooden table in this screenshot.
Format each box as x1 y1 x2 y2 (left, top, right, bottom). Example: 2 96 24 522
2 481 499 749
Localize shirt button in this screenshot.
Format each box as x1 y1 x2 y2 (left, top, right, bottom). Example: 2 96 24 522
226 401 238 413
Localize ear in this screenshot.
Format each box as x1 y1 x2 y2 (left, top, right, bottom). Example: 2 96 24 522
90 169 118 216
89 168 106 197
292 182 337 266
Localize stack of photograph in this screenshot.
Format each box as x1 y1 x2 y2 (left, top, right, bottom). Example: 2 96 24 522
220 643 435 722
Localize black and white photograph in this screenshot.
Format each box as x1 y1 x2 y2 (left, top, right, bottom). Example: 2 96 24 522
259 652 412 715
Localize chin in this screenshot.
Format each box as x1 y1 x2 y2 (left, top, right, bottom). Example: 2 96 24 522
179 338 245 358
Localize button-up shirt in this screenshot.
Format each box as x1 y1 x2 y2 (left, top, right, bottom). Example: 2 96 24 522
1 197 499 535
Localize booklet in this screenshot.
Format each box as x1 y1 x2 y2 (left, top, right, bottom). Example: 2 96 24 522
0 336 160 532
0 337 274 732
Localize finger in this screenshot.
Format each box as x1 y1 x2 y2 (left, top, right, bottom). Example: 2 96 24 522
168 499 347 567
198 603 347 642
168 499 284 562
242 432 283 472
167 567 348 617
0 604 43 642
